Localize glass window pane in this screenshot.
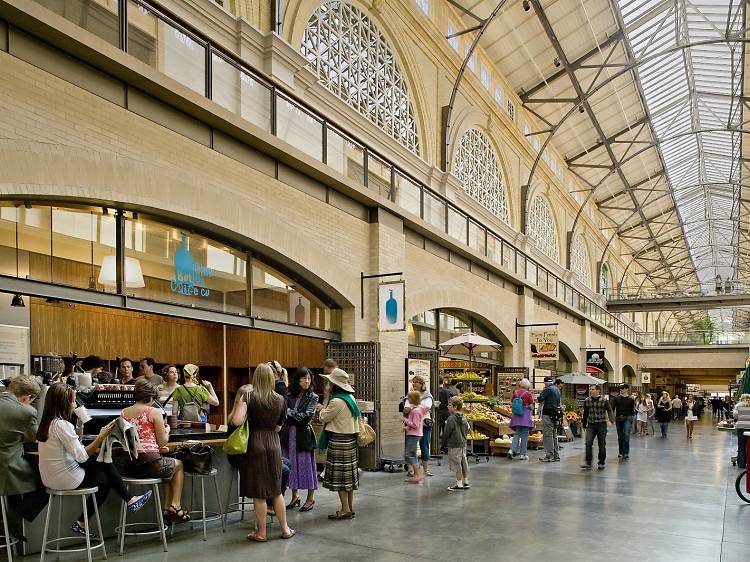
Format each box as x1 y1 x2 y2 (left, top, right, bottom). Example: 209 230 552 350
447 207 467 244
36 0 119 47
211 53 272 132
394 172 421 217
423 192 445 231
123 215 247 315
276 96 323 161
367 153 392 200
127 1 206 95
327 127 364 185
18 206 52 282
51 207 113 290
252 261 338 331
408 310 436 348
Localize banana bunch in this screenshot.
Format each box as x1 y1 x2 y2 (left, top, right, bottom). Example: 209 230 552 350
467 430 489 440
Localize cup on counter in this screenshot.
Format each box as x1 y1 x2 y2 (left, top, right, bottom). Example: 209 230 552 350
73 405 92 424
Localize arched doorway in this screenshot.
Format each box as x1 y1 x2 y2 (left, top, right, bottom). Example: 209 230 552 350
622 365 637 385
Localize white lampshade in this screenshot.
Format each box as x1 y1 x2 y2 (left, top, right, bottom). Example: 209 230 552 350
98 256 145 288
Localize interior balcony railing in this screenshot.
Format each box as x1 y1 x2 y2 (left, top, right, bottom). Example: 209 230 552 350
608 283 750 301
11 0 641 346
639 331 749 347
606 284 750 312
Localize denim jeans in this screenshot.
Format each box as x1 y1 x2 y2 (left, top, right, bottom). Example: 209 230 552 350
660 421 669 437
511 426 530 455
585 422 608 465
420 427 432 462
404 435 419 465
615 416 632 456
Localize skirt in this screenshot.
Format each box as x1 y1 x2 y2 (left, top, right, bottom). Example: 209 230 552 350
287 426 318 491
323 433 359 492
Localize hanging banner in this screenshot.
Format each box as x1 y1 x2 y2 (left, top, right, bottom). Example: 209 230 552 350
378 281 405 331
530 328 559 360
585 350 607 375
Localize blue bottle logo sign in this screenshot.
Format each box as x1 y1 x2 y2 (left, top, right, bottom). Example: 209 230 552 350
385 289 398 325
170 234 214 297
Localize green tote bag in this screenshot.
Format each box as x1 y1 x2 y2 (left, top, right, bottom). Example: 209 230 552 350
223 420 249 455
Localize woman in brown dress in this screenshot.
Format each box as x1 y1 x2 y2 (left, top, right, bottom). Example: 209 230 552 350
231 363 295 542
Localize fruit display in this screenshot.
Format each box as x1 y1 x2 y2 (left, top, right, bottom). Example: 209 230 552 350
493 435 511 443
491 404 513 417
528 431 543 443
467 430 489 441
459 391 486 402
464 403 511 426
452 371 484 382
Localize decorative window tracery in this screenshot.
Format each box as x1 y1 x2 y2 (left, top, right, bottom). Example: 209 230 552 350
528 195 558 261
301 1 420 153
570 234 592 287
453 129 509 223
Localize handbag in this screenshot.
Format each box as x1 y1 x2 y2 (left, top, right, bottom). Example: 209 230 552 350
357 416 376 446
174 443 213 474
223 420 249 455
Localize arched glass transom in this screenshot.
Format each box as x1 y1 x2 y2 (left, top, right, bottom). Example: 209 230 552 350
300 2 420 153
570 234 591 288
527 196 558 262
453 129 509 222
599 262 610 297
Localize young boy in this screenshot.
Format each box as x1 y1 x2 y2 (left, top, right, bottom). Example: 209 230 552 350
403 390 427 483
443 396 470 491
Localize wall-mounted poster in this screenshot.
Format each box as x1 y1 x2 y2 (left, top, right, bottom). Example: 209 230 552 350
585 350 606 376
407 359 431 394
530 328 559 360
378 281 405 331
640 371 651 384
0 324 30 376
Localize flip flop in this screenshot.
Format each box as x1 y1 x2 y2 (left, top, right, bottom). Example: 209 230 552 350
281 529 297 539
246 532 267 543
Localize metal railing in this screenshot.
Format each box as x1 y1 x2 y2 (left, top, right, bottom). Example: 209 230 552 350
639 331 749 346
609 283 750 301
24 0 642 346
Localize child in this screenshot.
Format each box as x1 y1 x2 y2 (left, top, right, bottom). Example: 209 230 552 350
403 390 427 483
442 396 470 491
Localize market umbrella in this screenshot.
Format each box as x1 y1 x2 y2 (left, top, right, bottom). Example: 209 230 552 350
439 332 502 362
557 372 606 385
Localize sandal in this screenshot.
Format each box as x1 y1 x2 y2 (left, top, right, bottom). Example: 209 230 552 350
327 511 353 520
165 506 191 522
246 531 267 543
281 529 296 539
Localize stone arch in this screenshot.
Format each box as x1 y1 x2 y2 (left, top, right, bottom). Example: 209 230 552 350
622 364 637 385
557 340 579 372
287 0 432 160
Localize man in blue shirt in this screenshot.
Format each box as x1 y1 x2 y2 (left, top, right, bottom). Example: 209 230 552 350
537 376 561 462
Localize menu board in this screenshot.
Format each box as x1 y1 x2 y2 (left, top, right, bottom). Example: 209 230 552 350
0 324 29 375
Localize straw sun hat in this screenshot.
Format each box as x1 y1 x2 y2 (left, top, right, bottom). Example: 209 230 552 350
321 368 354 393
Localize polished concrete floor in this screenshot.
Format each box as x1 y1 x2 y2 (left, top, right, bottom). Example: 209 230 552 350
97 416 748 562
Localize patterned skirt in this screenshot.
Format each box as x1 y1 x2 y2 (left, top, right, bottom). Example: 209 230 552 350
323 433 359 492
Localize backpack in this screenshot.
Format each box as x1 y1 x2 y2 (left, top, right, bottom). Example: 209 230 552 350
512 393 525 416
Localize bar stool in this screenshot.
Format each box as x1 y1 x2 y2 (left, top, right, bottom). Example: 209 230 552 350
116 478 167 555
185 469 226 540
0 495 20 562
40 487 106 562
224 468 251 521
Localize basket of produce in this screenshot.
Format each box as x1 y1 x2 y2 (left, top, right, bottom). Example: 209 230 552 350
466 429 489 441
452 371 484 383
459 391 486 403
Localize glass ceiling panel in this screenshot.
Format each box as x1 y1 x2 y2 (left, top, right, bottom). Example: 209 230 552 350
617 0 744 324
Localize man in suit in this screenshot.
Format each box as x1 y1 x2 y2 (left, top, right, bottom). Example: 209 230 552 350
0 376 46 540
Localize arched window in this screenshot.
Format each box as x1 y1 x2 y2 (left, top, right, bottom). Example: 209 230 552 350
527 195 558 261
300 1 420 153
599 262 610 297
570 234 591 288
453 129 509 223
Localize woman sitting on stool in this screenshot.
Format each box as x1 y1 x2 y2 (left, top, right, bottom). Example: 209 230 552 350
37 383 152 537
120 379 188 522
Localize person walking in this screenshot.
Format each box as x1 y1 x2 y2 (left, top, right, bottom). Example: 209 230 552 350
733 394 750 469
231 363 294 542
281 368 319 513
671 394 682 421
632 391 643 435
508 379 534 460
646 393 657 435
611 383 635 460
537 376 561 463
581 385 614 470
656 391 672 438
684 393 699 439
317 368 360 520
636 394 649 437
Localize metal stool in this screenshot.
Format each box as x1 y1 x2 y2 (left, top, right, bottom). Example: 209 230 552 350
185 469 226 540
40 487 106 562
116 478 167 555
224 468 251 521
0 495 20 562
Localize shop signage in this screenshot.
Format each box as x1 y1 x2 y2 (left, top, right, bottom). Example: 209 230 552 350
378 281 405 331
585 350 607 375
170 234 214 297
530 328 559 360
407 358 431 393
440 360 486 369
640 371 651 384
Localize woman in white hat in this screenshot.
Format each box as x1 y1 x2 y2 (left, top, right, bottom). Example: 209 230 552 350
317 368 360 520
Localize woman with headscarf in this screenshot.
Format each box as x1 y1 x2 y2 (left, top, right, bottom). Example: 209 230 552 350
317 368 360 520
281 368 319 512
